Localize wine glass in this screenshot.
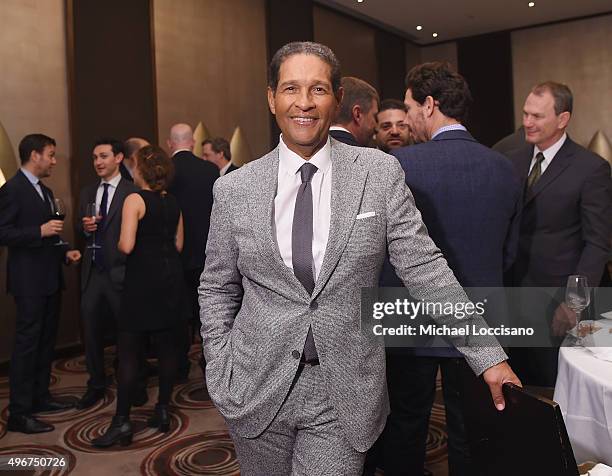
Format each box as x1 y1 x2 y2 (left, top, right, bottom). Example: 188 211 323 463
565 275 590 345
86 202 101 250
51 198 68 246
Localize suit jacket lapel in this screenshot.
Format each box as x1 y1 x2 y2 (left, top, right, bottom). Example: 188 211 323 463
524 140 573 206
103 178 127 230
313 141 369 299
247 150 307 296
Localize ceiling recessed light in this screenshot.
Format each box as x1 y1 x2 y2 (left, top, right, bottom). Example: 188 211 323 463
357 0 364 3
416 25 423 31
528 1 535 6
432 32 438 38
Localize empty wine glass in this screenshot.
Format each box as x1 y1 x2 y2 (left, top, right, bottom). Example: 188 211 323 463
86 202 101 250
52 198 68 246
565 275 590 345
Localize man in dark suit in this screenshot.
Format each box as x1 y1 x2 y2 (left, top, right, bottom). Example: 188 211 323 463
369 62 522 476
76 138 138 409
167 123 219 379
329 76 379 146
374 98 411 153
507 82 612 385
0 134 81 433
201 137 239 176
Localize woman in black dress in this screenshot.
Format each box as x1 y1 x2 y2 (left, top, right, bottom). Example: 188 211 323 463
93 145 184 447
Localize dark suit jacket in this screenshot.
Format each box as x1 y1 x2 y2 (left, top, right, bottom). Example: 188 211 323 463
492 126 526 157
79 177 138 291
119 162 133 182
225 163 239 175
0 170 65 296
508 136 612 287
387 130 522 356
168 150 219 271
330 128 360 146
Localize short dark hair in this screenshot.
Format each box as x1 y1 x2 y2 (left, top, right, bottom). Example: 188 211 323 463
405 62 472 123
531 81 573 115
268 41 342 94
335 76 379 124
377 99 406 118
202 137 231 161
18 134 56 164
94 137 124 157
136 145 174 192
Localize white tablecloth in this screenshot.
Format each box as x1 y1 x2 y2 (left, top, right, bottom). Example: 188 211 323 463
554 346 612 465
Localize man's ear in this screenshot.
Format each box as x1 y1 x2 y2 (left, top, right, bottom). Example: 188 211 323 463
267 87 276 115
424 96 436 117
115 152 124 164
351 104 362 124
558 111 571 130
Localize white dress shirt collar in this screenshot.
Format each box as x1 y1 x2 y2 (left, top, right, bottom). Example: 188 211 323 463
278 134 332 176
329 125 351 134
20 167 45 200
172 148 192 157
530 132 567 175
219 161 232 176
100 172 122 189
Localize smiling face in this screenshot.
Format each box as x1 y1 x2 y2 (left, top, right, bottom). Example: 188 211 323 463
267 53 342 159
523 91 570 150
92 144 122 181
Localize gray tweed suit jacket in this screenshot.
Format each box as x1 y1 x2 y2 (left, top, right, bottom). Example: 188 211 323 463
199 138 507 452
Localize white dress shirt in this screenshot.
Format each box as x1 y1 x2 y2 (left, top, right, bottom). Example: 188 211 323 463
529 132 567 175
274 135 332 280
95 173 122 214
219 161 232 176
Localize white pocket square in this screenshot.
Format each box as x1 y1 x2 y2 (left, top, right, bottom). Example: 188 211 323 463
356 211 376 220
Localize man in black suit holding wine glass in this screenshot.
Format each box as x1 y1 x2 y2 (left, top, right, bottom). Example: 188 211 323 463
76 138 138 409
0 133 81 434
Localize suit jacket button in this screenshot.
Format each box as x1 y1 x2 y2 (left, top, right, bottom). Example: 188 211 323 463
309 301 318 310
292 350 301 359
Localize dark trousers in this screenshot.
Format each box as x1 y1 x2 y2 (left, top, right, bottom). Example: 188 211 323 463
9 292 61 417
366 354 472 476
179 267 203 372
81 267 120 389
115 327 181 417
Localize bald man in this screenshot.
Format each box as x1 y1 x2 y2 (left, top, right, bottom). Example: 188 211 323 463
167 123 219 380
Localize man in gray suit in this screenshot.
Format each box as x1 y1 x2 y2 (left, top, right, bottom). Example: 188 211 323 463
77 138 138 409
199 42 520 475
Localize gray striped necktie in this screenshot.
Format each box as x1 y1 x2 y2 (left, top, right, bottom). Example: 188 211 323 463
527 152 545 190
292 162 318 361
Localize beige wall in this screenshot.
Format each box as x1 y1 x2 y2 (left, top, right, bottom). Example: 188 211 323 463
0 0 78 362
314 6 379 90
154 0 270 159
512 14 612 147
420 42 458 71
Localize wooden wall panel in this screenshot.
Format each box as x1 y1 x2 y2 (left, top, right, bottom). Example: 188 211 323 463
512 14 612 147
154 0 270 159
313 6 379 90
0 0 77 362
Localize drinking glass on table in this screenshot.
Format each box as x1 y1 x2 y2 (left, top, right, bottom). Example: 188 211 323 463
565 275 590 345
51 198 68 246
86 202 101 250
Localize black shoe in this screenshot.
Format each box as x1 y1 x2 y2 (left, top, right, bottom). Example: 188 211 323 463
33 398 74 413
132 388 149 407
76 388 105 410
91 416 133 448
147 404 170 432
7 415 54 434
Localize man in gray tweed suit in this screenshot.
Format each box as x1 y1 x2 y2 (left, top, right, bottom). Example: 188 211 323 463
199 42 521 475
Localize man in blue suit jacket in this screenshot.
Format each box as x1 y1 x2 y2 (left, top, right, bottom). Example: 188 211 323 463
373 63 522 476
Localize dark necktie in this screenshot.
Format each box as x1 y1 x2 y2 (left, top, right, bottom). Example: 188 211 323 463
93 183 109 269
292 162 319 362
38 181 52 213
527 152 545 191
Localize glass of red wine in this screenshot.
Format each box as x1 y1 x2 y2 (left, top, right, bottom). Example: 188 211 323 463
52 198 69 246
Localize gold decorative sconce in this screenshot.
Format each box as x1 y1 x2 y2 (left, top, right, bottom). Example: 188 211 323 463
230 126 253 167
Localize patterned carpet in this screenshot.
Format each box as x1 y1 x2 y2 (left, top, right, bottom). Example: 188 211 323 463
0 345 449 475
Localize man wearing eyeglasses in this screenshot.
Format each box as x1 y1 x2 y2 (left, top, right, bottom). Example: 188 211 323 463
374 99 412 153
